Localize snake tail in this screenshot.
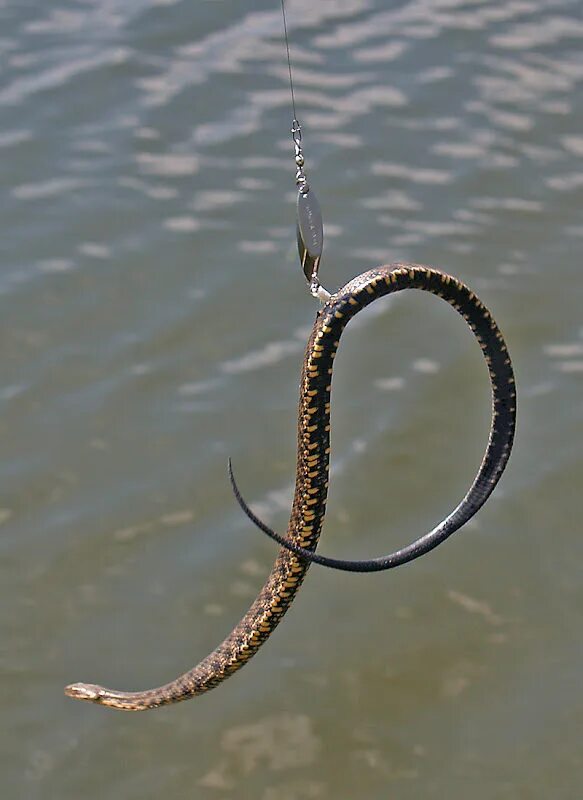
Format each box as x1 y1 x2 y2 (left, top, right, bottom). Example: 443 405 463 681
232 264 516 572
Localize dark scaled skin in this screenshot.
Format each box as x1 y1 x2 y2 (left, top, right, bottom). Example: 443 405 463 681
65 263 515 710
231 263 516 571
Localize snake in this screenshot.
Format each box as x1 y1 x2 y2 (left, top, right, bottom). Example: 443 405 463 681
64 263 515 710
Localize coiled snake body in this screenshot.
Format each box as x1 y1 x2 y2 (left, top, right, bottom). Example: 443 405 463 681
65 264 515 710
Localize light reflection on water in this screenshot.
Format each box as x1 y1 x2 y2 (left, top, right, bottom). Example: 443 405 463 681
1 0 582 797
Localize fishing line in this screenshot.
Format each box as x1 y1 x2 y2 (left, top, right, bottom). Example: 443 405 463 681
279 0 330 301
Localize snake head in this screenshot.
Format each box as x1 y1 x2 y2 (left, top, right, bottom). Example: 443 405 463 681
64 682 105 704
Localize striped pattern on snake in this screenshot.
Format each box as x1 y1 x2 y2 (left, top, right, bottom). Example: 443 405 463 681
64 263 515 710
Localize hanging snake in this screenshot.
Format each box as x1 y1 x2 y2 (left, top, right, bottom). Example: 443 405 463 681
64 263 515 710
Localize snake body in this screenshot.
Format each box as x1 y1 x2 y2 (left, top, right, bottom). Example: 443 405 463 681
65 263 515 711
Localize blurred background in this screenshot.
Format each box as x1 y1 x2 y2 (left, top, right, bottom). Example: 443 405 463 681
1 0 581 797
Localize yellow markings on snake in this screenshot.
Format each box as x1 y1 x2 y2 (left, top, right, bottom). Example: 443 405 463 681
64 263 515 711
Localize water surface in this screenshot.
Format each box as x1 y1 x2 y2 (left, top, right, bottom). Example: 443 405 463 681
1 0 582 797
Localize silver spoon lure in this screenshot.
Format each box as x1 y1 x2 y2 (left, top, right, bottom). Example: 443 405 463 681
292 120 330 302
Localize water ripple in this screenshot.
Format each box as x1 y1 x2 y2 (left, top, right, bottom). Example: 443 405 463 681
2 0 582 795
0 48 130 106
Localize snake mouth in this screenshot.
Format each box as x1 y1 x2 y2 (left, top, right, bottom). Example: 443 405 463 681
64 682 104 703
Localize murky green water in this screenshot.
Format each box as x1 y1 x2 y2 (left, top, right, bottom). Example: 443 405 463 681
2 0 582 797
